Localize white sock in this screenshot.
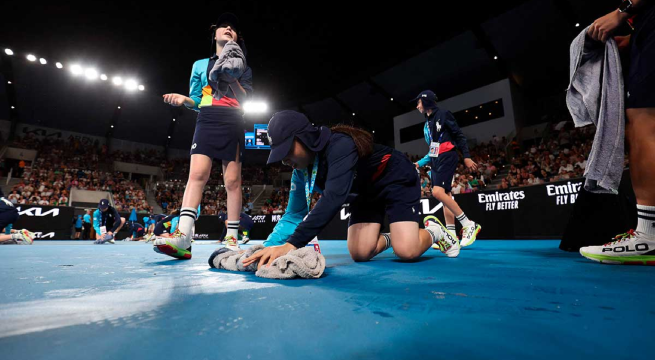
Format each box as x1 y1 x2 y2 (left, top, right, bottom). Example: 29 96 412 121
425 227 441 244
637 204 655 237
456 213 474 228
178 207 198 237
381 233 392 251
226 221 240 239
446 224 456 235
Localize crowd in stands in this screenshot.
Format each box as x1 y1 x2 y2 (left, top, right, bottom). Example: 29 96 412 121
111 149 166 167
4 135 152 213
154 180 254 216
159 157 282 187
497 125 596 190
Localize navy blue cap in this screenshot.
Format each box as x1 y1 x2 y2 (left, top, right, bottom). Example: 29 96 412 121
215 13 240 32
98 199 110 210
411 90 438 109
266 110 331 164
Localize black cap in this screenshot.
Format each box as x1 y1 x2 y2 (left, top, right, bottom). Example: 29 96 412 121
411 90 438 109
266 110 331 165
98 199 110 210
214 12 240 32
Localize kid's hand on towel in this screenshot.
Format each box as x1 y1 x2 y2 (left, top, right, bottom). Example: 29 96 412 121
243 243 297 270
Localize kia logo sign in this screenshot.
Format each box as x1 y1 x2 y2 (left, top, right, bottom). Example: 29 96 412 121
340 199 442 220
16 207 60 217
35 232 55 239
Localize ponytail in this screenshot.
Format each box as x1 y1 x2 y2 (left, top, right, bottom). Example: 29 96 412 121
330 125 374 158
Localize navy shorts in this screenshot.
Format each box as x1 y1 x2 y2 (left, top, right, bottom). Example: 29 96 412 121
191 107 245 162
348 151 421 226
626 3 655 109
240 215 254 231
429 150 459 193
154 223 168 236
0 209 19 231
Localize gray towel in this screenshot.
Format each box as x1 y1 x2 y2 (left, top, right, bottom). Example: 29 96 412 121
566 27 625 194
211 245 263 272
209 40 246 100
209 245 326 279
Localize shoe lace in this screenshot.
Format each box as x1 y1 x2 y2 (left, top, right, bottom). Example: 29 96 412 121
172 229 185 238
605 229 635 246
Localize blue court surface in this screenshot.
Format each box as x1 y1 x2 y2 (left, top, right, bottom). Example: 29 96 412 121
0 240 653 360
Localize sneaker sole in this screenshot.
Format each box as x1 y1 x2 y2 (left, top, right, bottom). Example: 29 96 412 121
580 251 655 265
461 225 481 248
154 242 192 260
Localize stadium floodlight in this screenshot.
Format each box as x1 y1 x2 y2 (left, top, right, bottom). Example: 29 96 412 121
7 81 11 84
243 101 268 114
575 23 580 27
4 49 14 55
26 54 36 62
111 125 114 128
11 106 15 109
70 64 83 76
117 106 121 109
100 74 108 81
125 79 138 91
168 136 171 139
56 62 63 69
39 58 47 65
352 113 356 116
85 68 98 80
390 98 394 101
138 85 145 91
173 118 176 122
494 56 498 60
112 76 123 85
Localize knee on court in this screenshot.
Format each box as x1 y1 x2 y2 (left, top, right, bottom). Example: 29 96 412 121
392 245 423 261
349 250 375 262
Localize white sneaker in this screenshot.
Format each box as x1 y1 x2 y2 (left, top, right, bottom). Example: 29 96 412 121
153 229 192 259
461 222 481 247
424 216 460 258
19 229 35 245
240 236 250 245
223 235 240 251
580 229 655 265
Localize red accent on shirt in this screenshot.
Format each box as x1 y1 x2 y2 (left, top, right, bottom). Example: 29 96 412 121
372 154 392 181
212 96 241 108
439 141 455 154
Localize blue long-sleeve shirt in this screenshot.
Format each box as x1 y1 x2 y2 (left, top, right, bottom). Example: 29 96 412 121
417 108 471 167
186 58 253 112
265 133 394 249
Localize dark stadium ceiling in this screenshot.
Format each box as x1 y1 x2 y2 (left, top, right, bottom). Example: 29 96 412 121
0 0 621 149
